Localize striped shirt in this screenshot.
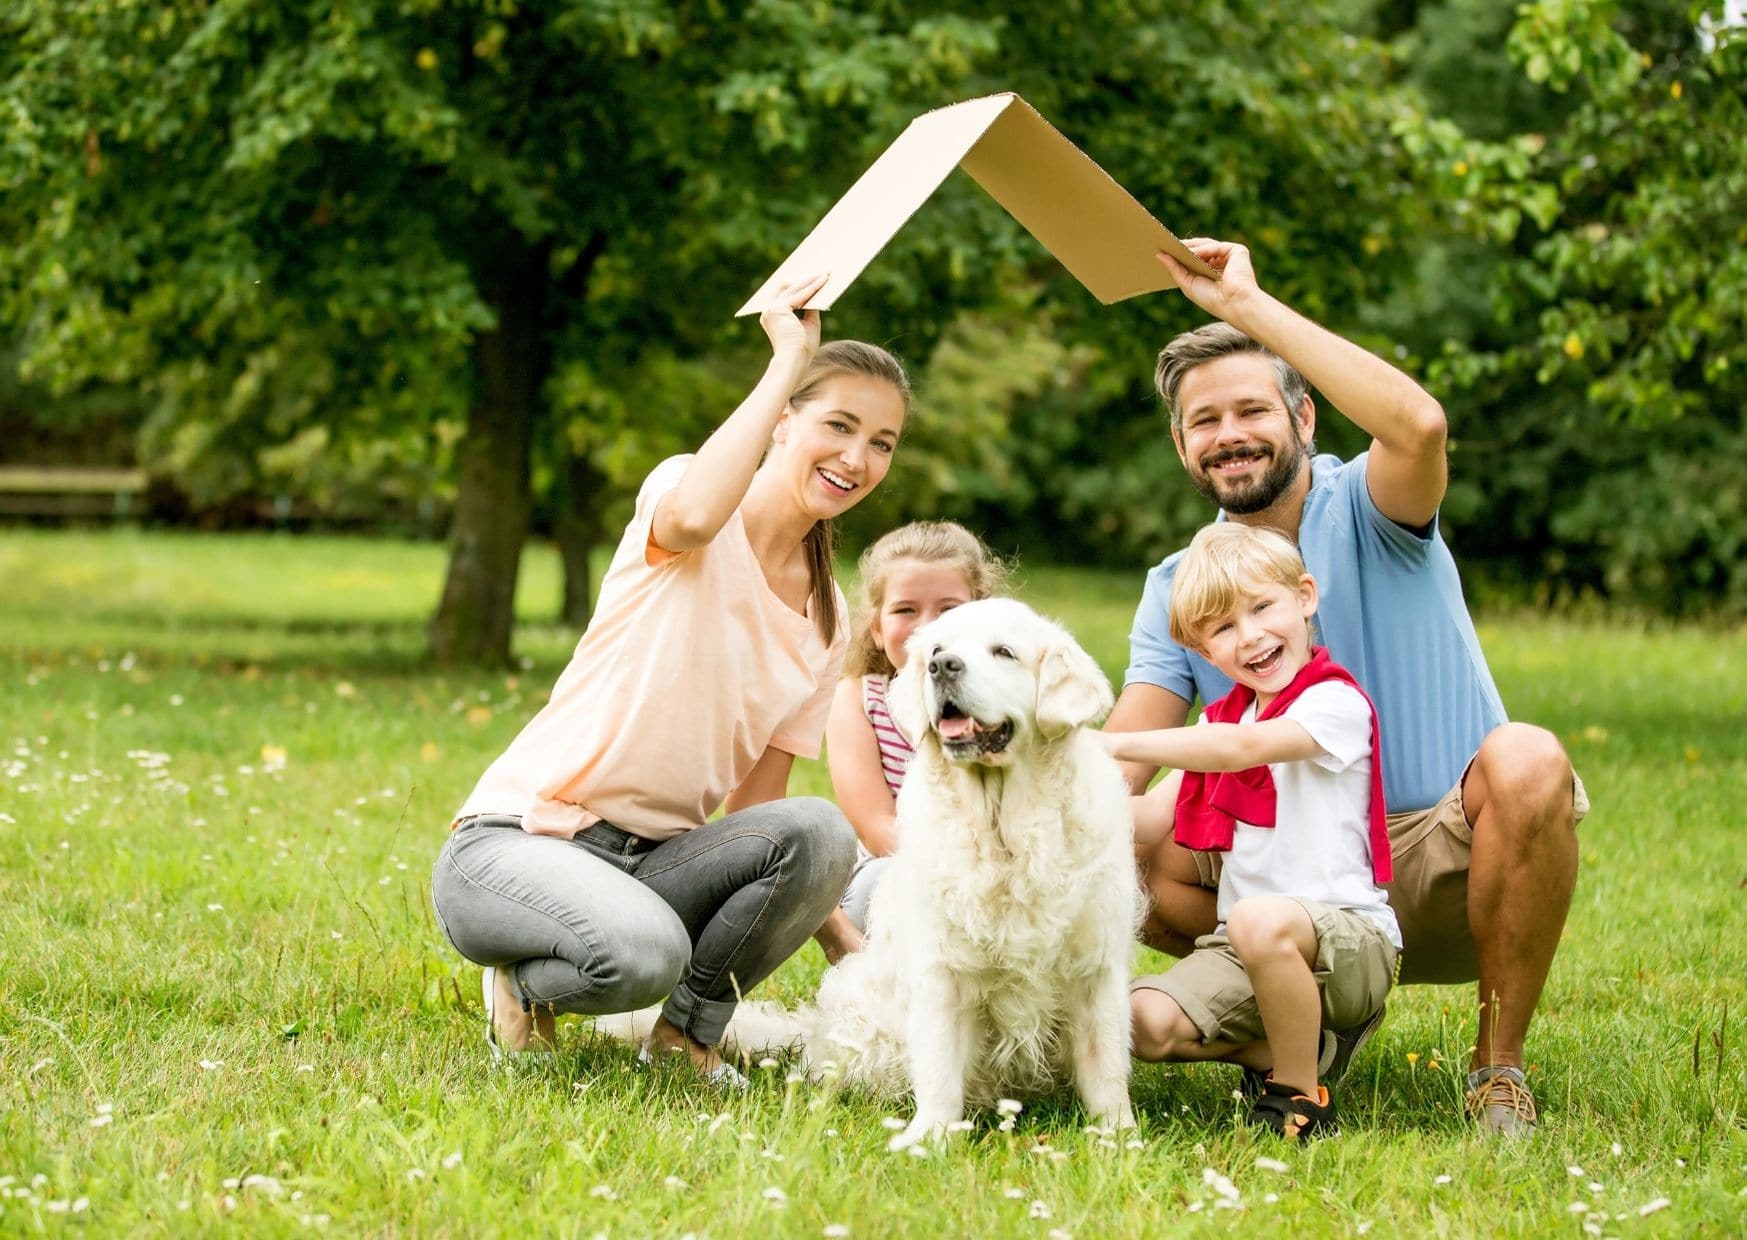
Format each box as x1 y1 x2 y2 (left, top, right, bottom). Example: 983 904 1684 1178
861 673 914 796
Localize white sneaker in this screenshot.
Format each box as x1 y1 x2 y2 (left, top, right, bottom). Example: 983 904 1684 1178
638 1041 749 1092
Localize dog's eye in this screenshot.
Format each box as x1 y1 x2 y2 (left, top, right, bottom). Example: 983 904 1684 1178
991 645 1016 660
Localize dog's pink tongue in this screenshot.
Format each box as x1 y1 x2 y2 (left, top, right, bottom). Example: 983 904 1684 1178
937 715 977 741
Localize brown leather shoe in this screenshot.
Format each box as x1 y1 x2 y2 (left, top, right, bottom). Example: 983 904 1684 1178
1464 1065 1538 1137
481 966 555 1061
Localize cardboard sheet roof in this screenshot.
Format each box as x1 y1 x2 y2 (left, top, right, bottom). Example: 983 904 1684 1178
737 92 1215 317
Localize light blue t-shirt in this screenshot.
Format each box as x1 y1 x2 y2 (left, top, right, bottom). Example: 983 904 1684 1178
1125 452 1507 814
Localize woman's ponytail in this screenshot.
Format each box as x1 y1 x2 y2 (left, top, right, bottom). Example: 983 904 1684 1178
804 519 839 644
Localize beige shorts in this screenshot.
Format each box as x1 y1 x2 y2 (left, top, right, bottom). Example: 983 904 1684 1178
1132 900 1398 1045
1184 768 1590 986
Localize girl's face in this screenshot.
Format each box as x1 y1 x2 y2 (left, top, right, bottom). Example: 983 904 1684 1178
874 558 974 670
773 374 906 519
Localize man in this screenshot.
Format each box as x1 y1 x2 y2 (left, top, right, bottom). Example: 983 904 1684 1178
1107 236 1587 1136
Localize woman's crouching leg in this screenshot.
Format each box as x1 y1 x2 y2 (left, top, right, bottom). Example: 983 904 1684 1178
431 816 691 1017
636 797 857 1045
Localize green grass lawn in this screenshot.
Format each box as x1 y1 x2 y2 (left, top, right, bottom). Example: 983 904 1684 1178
1 527 1743 1235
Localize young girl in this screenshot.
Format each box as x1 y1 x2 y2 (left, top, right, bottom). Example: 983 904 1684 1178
826 521 1007 933
431 276 908 1085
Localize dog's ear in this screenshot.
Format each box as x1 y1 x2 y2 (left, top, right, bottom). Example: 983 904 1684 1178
1035 636 1114 739
887 650 931 749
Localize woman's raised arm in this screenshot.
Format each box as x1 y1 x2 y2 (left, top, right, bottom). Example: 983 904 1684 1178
652 275 826 553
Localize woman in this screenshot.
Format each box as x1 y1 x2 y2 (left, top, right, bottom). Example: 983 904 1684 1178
431 276 907 1084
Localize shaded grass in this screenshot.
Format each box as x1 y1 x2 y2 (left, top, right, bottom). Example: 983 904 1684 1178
1 529 1744 1234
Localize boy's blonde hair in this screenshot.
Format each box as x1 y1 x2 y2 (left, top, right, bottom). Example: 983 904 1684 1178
846 521 1008 677
1169 523 1308 649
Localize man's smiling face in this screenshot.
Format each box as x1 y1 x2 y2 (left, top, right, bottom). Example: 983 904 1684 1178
1172 353 1313 515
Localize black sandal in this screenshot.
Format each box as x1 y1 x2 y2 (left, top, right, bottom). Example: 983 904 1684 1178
1247 1078 1336 1140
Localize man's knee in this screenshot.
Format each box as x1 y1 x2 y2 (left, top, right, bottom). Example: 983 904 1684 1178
1137 847 1217 942
1139 918 1197 959
1471 724 1576 830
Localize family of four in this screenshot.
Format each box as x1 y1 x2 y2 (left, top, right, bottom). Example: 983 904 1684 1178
429 242 1586 1138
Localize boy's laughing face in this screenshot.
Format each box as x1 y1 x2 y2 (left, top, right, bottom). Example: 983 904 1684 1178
1196 573 1318 709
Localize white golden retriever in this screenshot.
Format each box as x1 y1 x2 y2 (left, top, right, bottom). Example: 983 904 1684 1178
817 598 1141 1146
667 598 1142 1148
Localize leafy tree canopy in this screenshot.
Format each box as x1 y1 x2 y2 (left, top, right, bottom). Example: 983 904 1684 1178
1423 0 1747 611
12 0 1737 650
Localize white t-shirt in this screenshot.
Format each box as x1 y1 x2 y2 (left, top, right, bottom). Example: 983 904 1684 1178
1214 681 1402 948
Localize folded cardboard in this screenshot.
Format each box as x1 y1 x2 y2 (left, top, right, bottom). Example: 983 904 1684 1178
738 91 1215 316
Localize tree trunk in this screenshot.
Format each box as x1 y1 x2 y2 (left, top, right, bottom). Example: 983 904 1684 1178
429 242 551 665
554 450 607 628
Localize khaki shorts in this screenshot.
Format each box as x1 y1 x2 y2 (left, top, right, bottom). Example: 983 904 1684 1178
1132 900 1398 1045
1185 768 1590 986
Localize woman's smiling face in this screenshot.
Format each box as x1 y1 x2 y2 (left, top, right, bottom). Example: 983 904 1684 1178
775 373 906 517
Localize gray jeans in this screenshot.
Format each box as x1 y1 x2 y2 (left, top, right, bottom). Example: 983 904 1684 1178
840 854 892 934
430 798 855 1047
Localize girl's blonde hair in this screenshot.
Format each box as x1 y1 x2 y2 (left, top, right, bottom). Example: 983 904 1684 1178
1168 522 1308 649
789 341 912 646
845 521 1007 677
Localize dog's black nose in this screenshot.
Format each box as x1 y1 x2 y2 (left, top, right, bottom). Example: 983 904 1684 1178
929 652 965 681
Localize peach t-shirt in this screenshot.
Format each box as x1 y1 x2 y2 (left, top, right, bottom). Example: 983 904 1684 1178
455 455 847 841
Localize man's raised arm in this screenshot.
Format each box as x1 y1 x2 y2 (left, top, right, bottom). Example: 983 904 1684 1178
1158 239 1447 528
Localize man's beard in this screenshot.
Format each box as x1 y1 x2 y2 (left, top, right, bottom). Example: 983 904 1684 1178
1188 435 1307 515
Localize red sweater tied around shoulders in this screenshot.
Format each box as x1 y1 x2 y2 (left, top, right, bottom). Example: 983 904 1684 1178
1173 647 1392 883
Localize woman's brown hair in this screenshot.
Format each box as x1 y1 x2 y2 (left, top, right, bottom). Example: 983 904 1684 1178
789 341 912 644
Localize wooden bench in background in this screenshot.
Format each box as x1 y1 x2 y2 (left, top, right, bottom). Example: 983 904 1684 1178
0 465 150 518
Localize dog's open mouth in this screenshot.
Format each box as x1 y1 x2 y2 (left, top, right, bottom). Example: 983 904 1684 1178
935 700 1015 756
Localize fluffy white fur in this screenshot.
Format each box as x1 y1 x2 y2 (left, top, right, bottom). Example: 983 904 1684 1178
598 599 1142 1148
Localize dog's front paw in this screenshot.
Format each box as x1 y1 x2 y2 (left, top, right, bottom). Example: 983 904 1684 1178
887 1113 959 1152
1078 1091 1136 1134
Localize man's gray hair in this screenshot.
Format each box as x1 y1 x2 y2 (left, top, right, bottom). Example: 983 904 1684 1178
1154 322 1309 436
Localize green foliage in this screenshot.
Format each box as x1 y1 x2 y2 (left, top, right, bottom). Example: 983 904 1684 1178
1427 0 1747 614
0 0 1009 506
0 3 1460 535
1509 0 1645 91
1402 0 1579 139
0 341 140 465
0 2 490 510
866 1 1500 566
1508 5 1745 429
5 0 1746 622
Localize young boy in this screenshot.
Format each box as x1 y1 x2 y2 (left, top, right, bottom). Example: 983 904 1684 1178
1102 522 1399 1139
